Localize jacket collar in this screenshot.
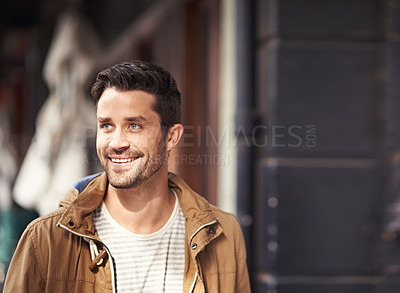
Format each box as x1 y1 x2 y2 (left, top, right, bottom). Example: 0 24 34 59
167 172 222 263
57 172 107 237
168 173 219 231
57 172 221 241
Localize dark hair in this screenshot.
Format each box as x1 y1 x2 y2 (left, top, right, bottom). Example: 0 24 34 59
91 60 181 135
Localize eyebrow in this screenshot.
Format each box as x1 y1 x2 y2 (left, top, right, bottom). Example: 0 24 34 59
125 116 148 123
97 116 148 123
97 117 111 123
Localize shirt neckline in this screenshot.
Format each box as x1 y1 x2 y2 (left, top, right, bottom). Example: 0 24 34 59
100 188 180 240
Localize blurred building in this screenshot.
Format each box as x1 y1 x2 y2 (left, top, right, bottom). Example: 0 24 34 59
1 0 400 292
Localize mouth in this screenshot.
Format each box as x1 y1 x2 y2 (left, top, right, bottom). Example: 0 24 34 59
108 155 142 165
111 158 133 164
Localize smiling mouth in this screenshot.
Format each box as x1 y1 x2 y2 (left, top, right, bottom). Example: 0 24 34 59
108 155 142 164
111 158 132 164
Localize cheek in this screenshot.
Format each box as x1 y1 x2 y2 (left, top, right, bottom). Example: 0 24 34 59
129 133 142 146
144 129 163 147
96 133 107 152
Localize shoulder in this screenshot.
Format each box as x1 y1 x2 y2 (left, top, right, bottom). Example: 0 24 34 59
6 207 69 282
22 171 98 244
21 204 71 255
25 183 81 234
26 208 65 233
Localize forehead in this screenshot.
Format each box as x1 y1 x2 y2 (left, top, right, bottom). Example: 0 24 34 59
97 88 158 120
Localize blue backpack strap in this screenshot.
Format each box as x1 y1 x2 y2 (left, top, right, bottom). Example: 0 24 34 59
73 172 103 194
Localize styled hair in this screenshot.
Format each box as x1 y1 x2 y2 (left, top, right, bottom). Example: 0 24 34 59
91 60 181 135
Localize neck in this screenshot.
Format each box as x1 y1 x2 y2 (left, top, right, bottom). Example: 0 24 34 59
104 166 175 234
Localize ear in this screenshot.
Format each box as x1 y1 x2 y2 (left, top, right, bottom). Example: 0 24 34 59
166 124 184 151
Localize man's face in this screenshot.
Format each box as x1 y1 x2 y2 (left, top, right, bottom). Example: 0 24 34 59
96 88 166 189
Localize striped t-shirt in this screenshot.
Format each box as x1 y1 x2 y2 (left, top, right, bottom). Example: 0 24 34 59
93 189 186 292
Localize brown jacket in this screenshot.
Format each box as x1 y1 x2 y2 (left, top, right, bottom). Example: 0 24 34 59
4 172 251 292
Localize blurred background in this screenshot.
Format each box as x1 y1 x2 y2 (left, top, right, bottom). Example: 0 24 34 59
1 0 400 292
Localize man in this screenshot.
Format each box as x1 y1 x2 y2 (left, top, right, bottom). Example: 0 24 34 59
3 61 251 292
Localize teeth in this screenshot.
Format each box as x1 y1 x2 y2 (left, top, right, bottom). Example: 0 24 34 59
111 158 132 163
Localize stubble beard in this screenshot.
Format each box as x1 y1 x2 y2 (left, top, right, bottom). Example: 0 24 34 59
99 140 167 189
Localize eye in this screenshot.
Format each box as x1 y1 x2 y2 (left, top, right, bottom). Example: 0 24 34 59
99 123 113 130
129 123 141 130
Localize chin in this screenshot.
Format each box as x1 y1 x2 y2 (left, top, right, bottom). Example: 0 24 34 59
107 173 143 189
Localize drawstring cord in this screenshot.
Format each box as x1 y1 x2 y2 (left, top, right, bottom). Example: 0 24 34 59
89 239 104 265
86 238 107 272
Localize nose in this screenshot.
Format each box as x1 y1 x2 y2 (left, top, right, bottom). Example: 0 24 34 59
109 129 130 151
